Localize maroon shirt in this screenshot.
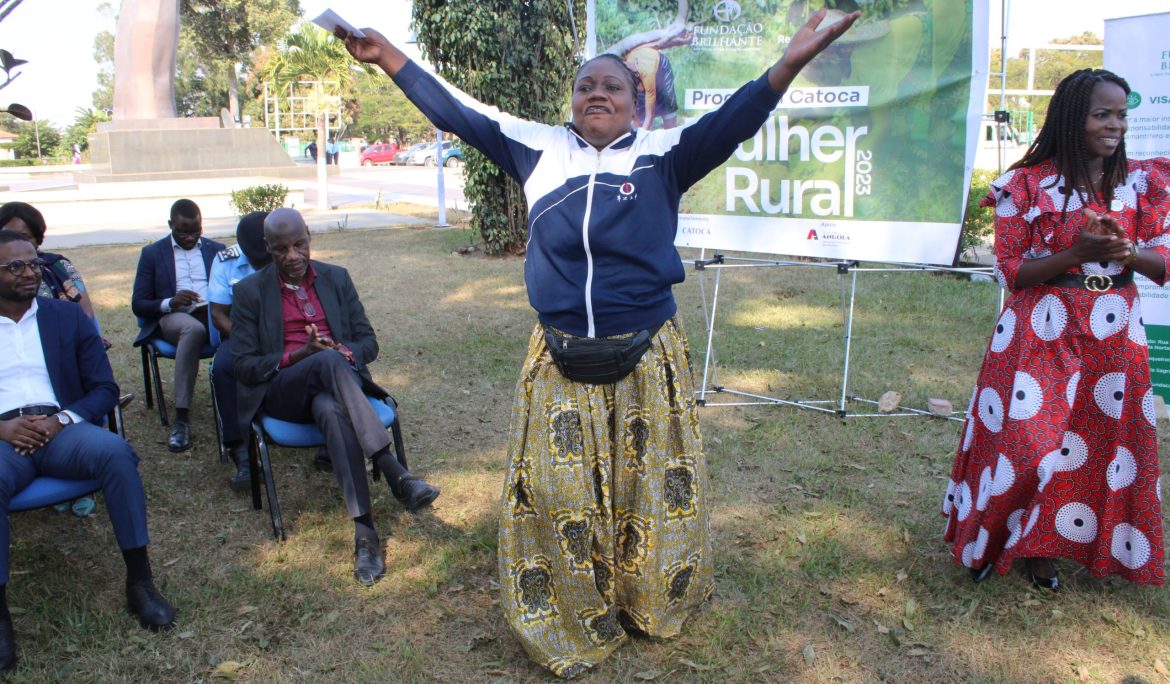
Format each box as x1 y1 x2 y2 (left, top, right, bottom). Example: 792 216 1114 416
277 266 335 368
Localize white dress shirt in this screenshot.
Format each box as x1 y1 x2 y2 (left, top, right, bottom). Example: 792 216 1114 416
162 237 209 313
0 300 75 420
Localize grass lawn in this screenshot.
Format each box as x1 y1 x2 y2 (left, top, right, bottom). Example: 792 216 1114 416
7 219 1167 683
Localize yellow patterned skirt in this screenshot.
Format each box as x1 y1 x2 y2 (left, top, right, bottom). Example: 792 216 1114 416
498 316 713 678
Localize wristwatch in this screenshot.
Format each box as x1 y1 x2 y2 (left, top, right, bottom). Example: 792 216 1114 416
55 412 72 426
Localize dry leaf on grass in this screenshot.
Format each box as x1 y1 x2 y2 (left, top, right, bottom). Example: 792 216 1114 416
828 612 855 632
1154 659 1169 676
802 644 815 666
678 658 716 672
212 661 244 680
632 670 663 681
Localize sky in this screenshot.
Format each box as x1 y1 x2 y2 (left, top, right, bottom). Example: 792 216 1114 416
0 0 1165 129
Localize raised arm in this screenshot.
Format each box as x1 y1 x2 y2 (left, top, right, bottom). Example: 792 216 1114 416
336 27 408 78
337 26 559 184
767 9 859 94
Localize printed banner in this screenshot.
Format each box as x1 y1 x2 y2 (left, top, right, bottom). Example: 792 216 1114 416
1105 12 1170 401
593 0 989 265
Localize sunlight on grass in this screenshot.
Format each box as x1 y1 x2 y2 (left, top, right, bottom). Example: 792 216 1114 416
727 299 842 331
440 276 528 309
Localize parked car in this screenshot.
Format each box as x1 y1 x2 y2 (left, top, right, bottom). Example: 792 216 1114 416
359 142 398 166
393 142 429 166
411 140 463 167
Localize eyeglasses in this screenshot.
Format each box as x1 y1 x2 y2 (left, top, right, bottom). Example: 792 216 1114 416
0 257 47 275
293 286 317 318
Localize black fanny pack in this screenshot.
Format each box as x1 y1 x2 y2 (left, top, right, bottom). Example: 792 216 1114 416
544 324 662 385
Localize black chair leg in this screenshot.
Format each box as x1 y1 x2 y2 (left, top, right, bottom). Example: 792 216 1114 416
140 346 154 409
148 347 169 426
390 418 408 471
209 365 227 463
248 428 263 511
255 430 285 542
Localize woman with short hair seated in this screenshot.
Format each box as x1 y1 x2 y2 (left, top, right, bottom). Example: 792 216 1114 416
0 202 105 347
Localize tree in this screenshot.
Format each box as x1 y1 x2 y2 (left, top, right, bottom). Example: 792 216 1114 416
63 107 111 154
349 72 432 144
988 32 1103 128
413 0 588 255
264 22 368 208
180 0 301 122
91 2 116 112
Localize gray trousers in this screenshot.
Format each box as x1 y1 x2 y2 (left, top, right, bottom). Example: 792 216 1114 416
262 350 390 518
157 306 208 411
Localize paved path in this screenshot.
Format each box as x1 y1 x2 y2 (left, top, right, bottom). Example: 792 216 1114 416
0 164 466 249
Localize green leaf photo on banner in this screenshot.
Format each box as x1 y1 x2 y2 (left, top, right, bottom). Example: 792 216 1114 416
594 0 990 265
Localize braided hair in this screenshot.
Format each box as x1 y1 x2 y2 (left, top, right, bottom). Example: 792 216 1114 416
1011 68 1130 213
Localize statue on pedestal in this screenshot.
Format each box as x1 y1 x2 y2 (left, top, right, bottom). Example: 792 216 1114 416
112 0 178 120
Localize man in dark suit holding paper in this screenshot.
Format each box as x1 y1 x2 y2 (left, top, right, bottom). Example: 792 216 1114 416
131 199 224 452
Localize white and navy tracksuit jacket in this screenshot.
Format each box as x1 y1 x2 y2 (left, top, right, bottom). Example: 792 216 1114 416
393 60 784 338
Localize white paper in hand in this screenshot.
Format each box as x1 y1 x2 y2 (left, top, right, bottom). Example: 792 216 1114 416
312 9 366 39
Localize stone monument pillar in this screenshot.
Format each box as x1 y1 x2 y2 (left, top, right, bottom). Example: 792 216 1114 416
112 0 179 120
80 0 313 183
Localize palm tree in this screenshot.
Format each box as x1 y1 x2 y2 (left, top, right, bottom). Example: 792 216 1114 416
263 22 367 209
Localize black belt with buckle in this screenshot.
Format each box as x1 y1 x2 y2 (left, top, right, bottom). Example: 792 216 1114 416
1046 271 1133 292
0 404 59 421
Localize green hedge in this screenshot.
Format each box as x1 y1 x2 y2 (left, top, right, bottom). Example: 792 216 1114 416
229 184 289 216
959 169 998 263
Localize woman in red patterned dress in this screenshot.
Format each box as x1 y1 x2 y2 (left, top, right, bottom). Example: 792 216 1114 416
944 69 1168 590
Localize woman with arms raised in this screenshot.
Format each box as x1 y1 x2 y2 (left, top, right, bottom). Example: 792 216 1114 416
340 10 857 676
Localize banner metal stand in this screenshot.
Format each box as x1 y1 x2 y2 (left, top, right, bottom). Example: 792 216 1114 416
689 250 999 421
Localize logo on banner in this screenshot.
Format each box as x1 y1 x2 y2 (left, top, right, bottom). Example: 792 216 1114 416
806 229 818 240
712 0 741 22
1127 91 1142 109
694 0 763 51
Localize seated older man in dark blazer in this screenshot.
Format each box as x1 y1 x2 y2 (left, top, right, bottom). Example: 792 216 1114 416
0 230 175 674
231 208 440 586
131 199 225 452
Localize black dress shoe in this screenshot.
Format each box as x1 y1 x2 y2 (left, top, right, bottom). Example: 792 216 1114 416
395 477 440 513
118 393 136 409
127 579 176 631
353 539 385 587
167 421 191 453
229 456 251 494
0 615 16 675
1027 559 1060 592
970 563 994 584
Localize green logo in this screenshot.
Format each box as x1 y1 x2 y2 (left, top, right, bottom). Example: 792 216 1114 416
1127 91 1142 109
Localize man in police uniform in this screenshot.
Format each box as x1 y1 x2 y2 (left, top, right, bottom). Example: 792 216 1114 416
208 212 272 491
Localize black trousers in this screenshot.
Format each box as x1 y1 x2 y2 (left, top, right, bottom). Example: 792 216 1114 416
262 351 391 518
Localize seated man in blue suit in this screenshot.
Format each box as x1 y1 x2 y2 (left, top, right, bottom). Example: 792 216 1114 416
231 208 440 586
132 199 225 452
0 230 175 674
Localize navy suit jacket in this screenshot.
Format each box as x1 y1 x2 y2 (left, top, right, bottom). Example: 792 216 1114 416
34 298 118 424
131 235 225 346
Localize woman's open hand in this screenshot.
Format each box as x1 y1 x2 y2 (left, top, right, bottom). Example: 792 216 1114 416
336 27 407 76
768 9 859 93
782 9 860 73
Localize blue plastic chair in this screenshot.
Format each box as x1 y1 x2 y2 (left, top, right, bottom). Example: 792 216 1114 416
248 395 407 541
9 405 124 513
137 316 217 426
